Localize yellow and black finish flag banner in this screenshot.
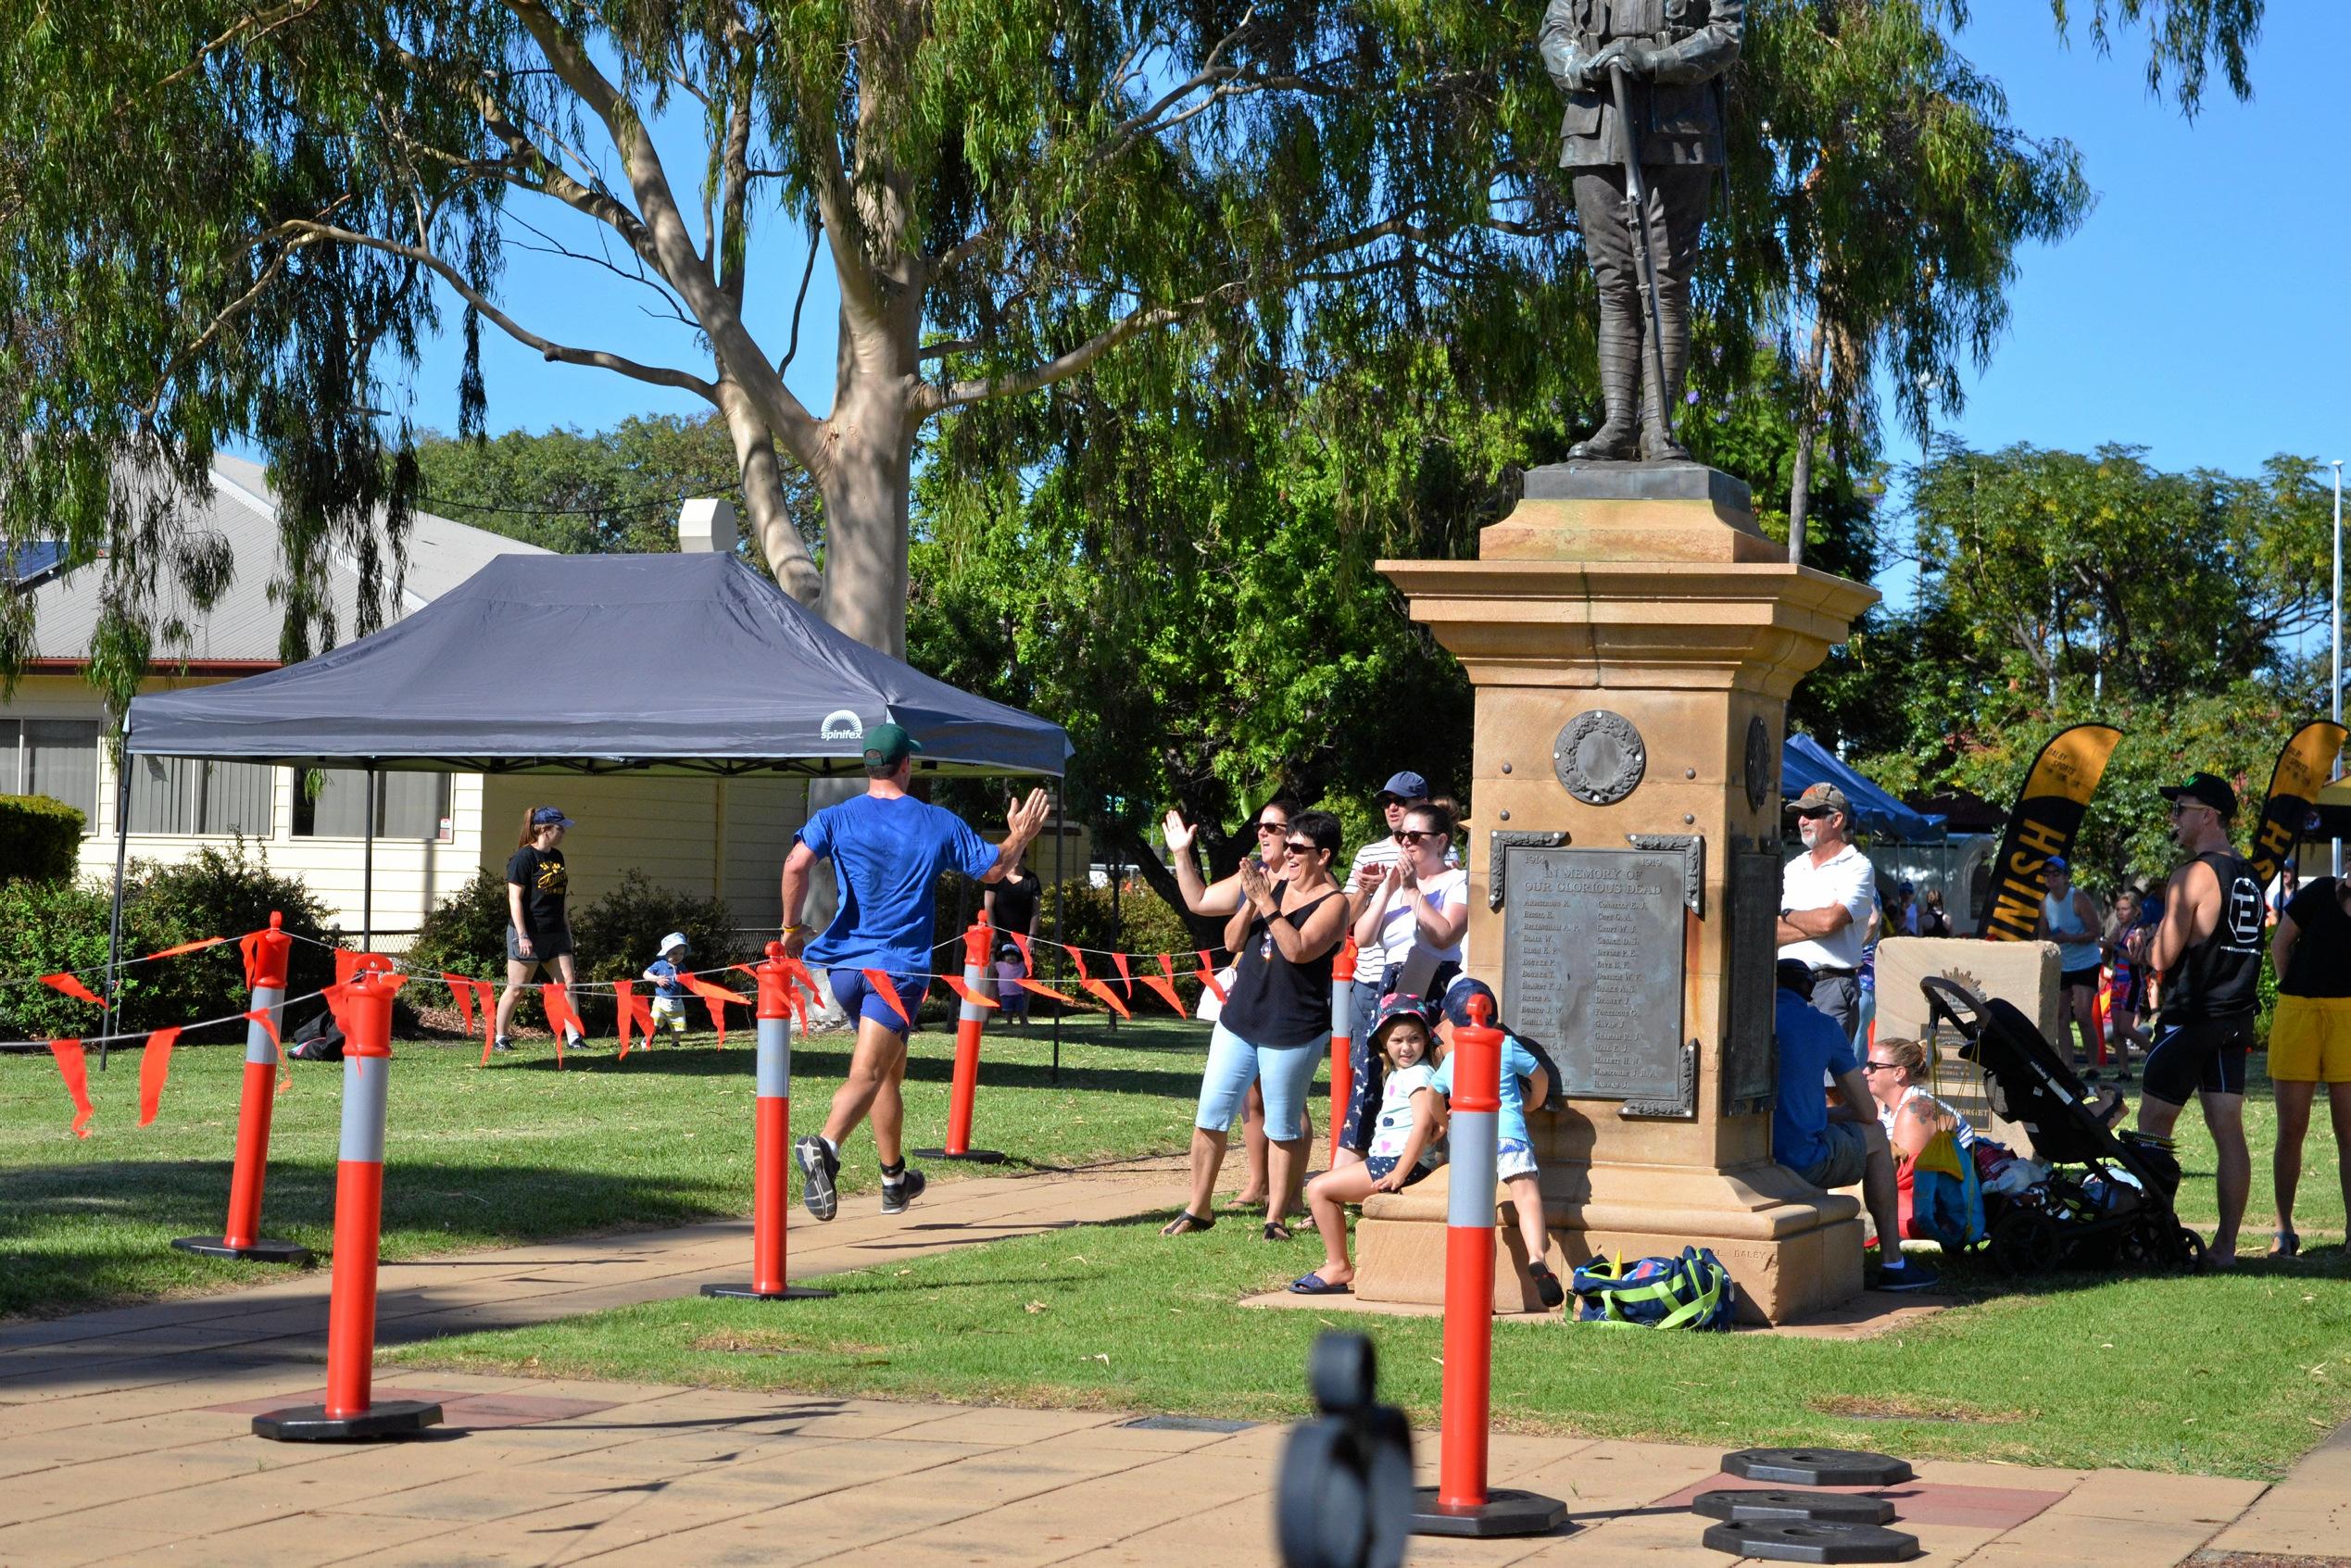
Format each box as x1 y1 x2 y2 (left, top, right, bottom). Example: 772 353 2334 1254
1979 723 2125 941
2246 721 2349 889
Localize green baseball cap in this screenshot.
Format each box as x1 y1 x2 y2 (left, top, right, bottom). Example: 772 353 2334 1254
862 721 922 767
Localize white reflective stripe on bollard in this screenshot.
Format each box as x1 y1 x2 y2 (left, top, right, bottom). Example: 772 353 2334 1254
338 1057 389 1165
1446 1110 1498 1226
959 961 988 1024
1329 979 1350 1036
247 985 285 1064
755 1016 791 1099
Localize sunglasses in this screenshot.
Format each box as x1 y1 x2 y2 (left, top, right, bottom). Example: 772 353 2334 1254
1862 1061 1901 1074
2168 800 2211 818
1255 820 1288 834
1283 839 1321 857
1397 829 1447 844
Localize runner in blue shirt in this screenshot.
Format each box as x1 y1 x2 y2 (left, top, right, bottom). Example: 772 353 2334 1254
781 722 1051 1221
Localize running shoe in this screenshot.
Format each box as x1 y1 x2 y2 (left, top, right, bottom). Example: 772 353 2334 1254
1875 1258 1942 1294
491 1035 513 1053
880 1166 926 1216
796 1135 839 1222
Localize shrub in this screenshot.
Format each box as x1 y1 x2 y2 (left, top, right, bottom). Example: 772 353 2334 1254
404 868 511 988
0 793 85 883
0 841 339 1043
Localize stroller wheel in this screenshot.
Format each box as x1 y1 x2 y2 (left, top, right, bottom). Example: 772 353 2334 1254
1991 1209 2061 1276
2173 1227 2207 1273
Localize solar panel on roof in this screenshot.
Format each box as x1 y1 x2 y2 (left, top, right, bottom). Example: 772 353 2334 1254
5 541 66 586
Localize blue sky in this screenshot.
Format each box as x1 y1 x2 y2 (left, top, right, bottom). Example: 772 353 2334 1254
385 6 2347 571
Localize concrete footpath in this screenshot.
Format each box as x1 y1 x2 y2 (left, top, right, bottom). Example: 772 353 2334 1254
1 1155 2345 1568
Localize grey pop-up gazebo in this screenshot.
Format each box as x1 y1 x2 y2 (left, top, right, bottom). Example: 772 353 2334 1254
112 554 1072 1055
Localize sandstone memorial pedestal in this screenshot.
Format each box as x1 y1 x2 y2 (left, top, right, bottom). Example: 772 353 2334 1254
1358 462 1879 1323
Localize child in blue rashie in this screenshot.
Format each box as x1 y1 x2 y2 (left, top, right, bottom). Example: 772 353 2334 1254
643 932 692 1043
1292 994 1448 1295
1431 976 1564 1309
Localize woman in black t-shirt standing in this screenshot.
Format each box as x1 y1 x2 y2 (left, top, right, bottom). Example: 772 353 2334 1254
494 805 583 1053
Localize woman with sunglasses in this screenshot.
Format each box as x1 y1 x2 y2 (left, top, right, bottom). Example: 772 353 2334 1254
1163 798 1313 1207
1165 810 1351 1240
1338 801 1470 1164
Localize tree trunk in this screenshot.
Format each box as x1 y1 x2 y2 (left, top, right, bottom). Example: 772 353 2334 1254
811 296 920 657
717 377 822 606
1787 310 1829 567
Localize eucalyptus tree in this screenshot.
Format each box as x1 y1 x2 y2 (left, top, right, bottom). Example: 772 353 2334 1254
0 0 2269 705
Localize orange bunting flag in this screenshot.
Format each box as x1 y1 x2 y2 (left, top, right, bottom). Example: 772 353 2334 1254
145 936 226 960
1112 950 1134 997
138 1028 182 1126
1017 977 1080 1007
1194 949 1227 1004
1143 955 1188 1018
541 985 586 1066
41 972 107 1009
683 974 750 1047
245 1008 281 1047
49 1039 94 1138
616 984 652 1058
1009 931 1035 977
943 975 999 1010
779 952 822 1000
239 930 266 992
1081 977 1132 1020
1062 944 1091 983
861 968 916 1027
444 974 477 1036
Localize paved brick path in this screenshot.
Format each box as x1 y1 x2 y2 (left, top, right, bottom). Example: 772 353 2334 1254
1 1155 2343 1567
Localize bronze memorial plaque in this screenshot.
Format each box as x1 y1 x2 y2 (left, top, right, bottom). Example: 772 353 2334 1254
1502 847 1687 1101
1724 848 1780 1110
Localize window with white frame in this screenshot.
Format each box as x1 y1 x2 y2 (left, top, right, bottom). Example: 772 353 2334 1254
126 755 276 836
2 719 102 827
292 768 451 839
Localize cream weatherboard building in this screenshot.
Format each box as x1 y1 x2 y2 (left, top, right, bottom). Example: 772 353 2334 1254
4 458 805 938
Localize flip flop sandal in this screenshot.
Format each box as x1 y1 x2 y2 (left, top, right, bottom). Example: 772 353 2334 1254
2269 1230 2301 1259
1289 1273 1352 1296
1263 1221 1295 1242
1160 1210 1214 1237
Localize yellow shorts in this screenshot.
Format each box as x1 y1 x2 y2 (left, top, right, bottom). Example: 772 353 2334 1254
2269 994 2351 1083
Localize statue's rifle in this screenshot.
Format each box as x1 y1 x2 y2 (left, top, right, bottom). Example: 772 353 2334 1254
1609 58 1677 450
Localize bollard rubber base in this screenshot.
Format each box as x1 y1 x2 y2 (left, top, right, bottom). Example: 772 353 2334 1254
172 1236 313 1266
1724 1449 1916 1488
1694 1489 1898 1526
252 1399 443 1442
911 1148 1006 1163
1407 1486 1569 1538
1700 1521 1921 1562
699 1283 836 1301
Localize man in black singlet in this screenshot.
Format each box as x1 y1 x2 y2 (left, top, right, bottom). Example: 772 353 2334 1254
2139 771 2265 1265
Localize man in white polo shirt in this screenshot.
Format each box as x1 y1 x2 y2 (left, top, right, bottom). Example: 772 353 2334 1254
1778 782 1877 1041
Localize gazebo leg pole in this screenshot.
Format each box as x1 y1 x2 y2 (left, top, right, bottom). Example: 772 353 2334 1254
102 713 133 1071
362 763 375 950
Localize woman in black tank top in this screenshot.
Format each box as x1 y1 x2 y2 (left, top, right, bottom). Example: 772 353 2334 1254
1167 811 1352 1241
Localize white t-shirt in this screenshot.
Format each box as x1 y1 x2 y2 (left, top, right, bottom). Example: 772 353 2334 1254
1367 1061 1440 1162
1359 867 1469 990
1780 843 1875 972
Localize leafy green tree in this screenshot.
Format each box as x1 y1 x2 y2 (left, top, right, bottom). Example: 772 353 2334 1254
1 0 2266 705
409 413 812 556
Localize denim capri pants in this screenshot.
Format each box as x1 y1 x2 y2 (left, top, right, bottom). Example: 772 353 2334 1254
1195 1022 1327 1143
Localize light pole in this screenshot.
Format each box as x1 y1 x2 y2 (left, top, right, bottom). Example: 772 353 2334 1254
2332 459 2343 877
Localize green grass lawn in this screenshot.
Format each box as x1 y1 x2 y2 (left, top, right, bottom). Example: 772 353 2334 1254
387 1057 2351 1481
0 1014 1205 1320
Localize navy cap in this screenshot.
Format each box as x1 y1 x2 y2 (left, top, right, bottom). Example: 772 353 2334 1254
1378 771 1428 802
1440 975 1500 1029
2044 856 2069 874
531 806 574 829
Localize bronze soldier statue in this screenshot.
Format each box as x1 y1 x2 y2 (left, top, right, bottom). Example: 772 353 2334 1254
1539 0 1742 462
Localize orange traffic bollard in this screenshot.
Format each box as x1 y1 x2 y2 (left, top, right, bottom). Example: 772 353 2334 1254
174 911 310 1265
703 944 833 1302
1407 991 1565 1537
917 921 1004 1162
253 962 441 1440
1327 938 1357 1163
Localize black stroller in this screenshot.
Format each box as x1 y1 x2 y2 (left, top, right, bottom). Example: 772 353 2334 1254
1919 977 2205 1275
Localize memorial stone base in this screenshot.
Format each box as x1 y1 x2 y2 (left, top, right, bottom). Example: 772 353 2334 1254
1360 461 1879 1325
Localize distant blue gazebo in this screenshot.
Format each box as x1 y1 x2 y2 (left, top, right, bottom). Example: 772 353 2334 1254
1783 734 1945 843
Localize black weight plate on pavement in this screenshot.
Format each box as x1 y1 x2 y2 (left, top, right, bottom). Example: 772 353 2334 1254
1722 1448 1916 1486
1692 1489 1897 1525
1701 1521 1921 1562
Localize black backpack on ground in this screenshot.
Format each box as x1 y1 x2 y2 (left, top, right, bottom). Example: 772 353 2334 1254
285 1006 346 1061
